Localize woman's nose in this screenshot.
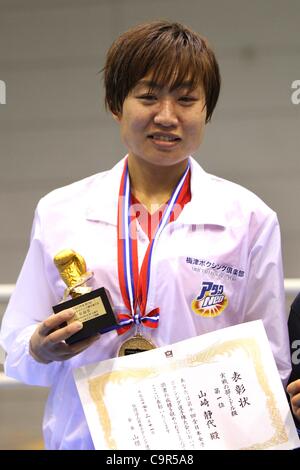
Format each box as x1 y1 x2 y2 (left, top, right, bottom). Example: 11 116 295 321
153 99 178 127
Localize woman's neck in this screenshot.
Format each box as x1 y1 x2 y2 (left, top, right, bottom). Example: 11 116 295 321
127 154 188 214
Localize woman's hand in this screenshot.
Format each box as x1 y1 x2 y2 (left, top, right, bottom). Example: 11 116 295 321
29 309 99 364
287 379 300 422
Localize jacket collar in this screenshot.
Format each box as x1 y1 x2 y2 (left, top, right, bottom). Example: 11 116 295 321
85 156 227 227
179 157 227 227
85 158 125 225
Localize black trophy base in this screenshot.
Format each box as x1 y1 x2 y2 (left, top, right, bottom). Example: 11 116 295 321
52 287 118 345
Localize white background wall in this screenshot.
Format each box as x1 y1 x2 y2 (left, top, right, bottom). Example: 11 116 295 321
0 0 299 284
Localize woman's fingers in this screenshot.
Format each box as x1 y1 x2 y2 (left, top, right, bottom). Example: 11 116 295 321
39 309 75 337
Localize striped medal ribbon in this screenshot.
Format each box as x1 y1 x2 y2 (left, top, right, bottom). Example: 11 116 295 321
116 157 190 356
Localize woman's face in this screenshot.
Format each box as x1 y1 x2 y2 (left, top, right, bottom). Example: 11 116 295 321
115 74 207 168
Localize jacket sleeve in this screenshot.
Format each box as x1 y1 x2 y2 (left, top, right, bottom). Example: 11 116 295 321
288 292 300 384
0 204 63 386
287 293 300 437
242 211 291 386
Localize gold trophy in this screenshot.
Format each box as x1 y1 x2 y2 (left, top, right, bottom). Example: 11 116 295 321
54 249 93 299
52 249 117 345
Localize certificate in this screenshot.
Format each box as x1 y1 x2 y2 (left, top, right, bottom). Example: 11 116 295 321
73 320 299 450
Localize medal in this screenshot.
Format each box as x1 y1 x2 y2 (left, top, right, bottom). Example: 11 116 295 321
117 157 190 356
118 332 156 356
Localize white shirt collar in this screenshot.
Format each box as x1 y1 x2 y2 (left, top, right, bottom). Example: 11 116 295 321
85 156 227 227
179 157 227 227
85 158 125 225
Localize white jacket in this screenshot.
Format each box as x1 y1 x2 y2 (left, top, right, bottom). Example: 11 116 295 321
0 157 291 449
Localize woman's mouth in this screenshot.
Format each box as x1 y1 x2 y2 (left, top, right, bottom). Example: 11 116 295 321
148 133 181 147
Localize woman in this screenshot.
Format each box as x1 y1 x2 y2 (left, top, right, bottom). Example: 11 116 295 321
0 20 291 449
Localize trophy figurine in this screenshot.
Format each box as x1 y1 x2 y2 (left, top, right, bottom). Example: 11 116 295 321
52 249 118 345
54 249 93 299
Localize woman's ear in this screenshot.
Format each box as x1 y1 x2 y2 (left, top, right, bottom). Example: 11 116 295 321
112 112 121 122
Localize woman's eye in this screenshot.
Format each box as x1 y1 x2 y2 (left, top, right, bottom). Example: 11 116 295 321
179 96 197 103
138 94 157 101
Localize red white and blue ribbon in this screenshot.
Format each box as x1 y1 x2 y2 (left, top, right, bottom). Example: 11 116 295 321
117 157 190 335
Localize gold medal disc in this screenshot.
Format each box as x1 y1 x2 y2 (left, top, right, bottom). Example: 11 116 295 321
118 334 156 357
